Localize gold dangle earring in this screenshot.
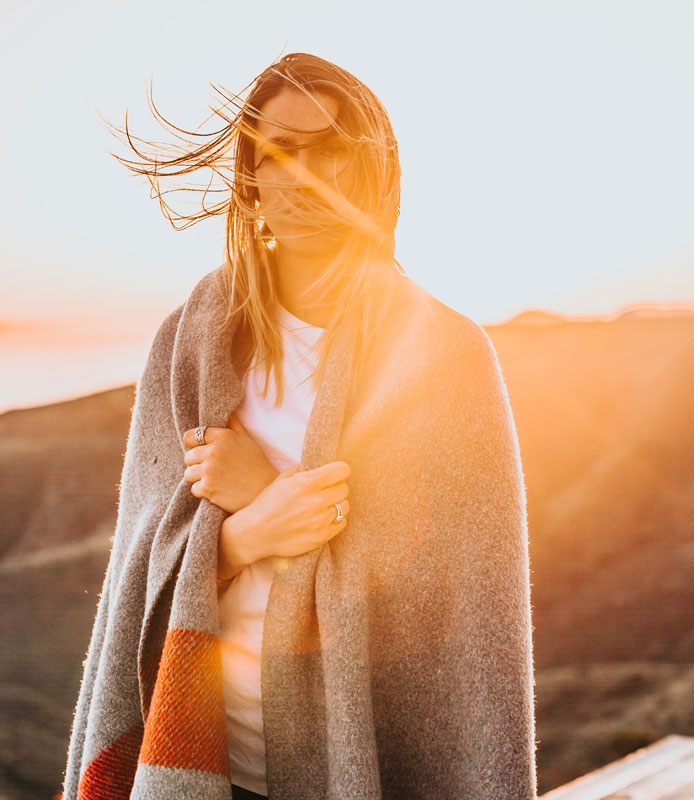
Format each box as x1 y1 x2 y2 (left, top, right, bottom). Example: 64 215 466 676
255 201 276 250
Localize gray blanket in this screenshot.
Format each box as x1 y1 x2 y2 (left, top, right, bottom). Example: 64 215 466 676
62 266 537 799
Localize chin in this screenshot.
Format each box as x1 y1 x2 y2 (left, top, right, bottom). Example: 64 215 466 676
274 228 342 257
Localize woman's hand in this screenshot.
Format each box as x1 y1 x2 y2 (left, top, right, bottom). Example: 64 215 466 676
183 412 279 514
217 460 351 580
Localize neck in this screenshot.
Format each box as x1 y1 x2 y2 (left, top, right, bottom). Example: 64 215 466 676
274 242 343 328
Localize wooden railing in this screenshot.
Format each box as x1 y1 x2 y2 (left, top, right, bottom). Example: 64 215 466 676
540 734 694 799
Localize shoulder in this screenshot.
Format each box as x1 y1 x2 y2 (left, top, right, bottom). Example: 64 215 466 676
388 280 521 467
154 303 185 345
176 265 228 318
137 301 186 403
406 287 523 463
146 264 226 359
398 277 501 376
145 304 185 372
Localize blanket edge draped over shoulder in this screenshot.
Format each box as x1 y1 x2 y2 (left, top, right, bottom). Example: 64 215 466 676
62 266 538 800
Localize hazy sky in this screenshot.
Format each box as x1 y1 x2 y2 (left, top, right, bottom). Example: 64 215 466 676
2 0 693 334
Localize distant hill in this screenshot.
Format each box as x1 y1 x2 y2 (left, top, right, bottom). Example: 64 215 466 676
0 385 135 560
0 386 135 798
486 312 694 668
505 309 568 326
506 303 694 325
0 310 692 798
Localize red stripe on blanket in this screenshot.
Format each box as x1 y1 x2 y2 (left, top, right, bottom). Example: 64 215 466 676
139 627 230 775
77 722 144 800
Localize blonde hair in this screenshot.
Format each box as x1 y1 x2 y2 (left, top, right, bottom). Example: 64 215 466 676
107 52 412 406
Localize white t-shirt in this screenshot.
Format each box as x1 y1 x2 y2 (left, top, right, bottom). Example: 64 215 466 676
217 302 324 796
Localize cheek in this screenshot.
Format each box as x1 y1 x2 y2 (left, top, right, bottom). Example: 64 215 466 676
256 184 294 237
257 182 282 217
335 164 359 202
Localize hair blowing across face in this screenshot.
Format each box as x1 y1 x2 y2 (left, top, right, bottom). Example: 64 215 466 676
107 52 413 407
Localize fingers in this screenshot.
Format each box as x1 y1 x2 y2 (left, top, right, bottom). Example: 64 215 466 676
182 426 225 449
324 498 350 524
183 445 211 465
320 481 349 504
190 479 207 499
303 460 351 488
278 463 302 478
183 464 203 484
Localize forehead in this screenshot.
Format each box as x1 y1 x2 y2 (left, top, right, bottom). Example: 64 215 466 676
255 88 340 145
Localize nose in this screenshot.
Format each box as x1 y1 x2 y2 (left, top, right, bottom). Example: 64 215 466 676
286 149 316 186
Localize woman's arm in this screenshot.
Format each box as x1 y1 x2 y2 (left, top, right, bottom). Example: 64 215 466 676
216 460 353 580
182 414 357 582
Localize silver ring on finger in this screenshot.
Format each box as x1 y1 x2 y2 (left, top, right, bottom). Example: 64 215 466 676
332 502 345 525
194 425 208 446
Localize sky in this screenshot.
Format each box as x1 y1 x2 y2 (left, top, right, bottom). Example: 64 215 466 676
1 0 693 409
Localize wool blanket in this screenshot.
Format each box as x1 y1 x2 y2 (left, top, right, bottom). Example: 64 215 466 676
62 266 538 799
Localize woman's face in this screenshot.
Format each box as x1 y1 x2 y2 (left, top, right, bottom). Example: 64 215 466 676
252 88 356 255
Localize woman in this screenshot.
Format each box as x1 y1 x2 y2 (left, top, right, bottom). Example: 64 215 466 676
63 53 537 800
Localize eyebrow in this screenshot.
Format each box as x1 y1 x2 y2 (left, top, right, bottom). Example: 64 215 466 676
260 128 342 148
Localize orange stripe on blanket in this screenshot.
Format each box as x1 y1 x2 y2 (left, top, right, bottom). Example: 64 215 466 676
77 722 144 800
139 627 230 776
